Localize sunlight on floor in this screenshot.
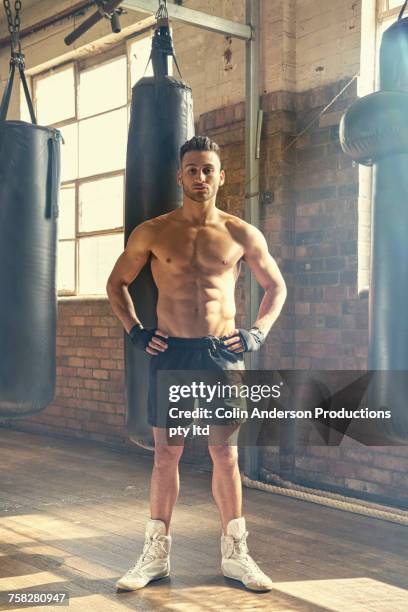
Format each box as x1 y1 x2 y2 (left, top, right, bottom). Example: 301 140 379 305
271 576 408 611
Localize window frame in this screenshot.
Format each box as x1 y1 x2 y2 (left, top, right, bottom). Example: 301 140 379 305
32 49 133 297
377 1 406 22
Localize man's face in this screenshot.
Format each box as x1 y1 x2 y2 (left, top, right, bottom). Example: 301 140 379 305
178 150 225 203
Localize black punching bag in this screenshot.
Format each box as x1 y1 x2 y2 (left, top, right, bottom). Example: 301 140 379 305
0 57 61 419
124 23 194 447
339 4 408 443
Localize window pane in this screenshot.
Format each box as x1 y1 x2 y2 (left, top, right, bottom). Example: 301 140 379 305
58 240 76 293
78 108 127 177
60 123 78 182
20 83 34 123
79 175 123 233
388 1 403 9
79 234 123 295
130 36 154 86
59 185 76 239
35 66 75 126
79 56 127 118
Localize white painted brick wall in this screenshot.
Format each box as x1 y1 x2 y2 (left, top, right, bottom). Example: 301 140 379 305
0 0 364 121
172 0 246 118
296 0 361 91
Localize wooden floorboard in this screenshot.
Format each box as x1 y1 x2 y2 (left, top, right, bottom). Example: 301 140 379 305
0 428 407 611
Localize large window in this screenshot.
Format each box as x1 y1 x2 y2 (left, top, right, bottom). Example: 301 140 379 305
33 35 156 296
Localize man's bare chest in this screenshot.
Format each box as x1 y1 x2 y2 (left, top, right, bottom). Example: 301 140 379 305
151 224 244 272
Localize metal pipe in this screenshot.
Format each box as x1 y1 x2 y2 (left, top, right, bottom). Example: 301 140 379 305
243 0 261 480
64 0 124 46
1 0 252 51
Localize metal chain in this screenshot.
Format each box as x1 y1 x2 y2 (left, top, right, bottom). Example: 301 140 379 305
3 0 24 57
156 0 168 21
3 0 14 36
14 0 22 34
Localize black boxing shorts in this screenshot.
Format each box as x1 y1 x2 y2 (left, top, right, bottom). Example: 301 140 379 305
147 335 247 429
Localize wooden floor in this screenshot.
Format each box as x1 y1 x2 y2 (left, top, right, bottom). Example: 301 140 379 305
0 430 407 612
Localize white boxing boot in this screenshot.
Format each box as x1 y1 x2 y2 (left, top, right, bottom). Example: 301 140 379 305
221 517 273 592
116 519 171 590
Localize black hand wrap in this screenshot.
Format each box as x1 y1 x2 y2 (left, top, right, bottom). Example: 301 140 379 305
128 324 155 350
238 327 265 352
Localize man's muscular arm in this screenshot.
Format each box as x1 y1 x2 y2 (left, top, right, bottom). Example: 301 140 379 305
106 221 168 355
106 222 153 333
223 221 287 353
242 223 287 336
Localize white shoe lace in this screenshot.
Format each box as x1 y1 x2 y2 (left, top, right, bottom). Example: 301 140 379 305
232 532 264 576
127 535 168 575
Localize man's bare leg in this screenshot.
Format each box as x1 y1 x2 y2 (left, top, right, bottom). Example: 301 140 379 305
208 425 242 533
150 427 185 534
208 425 273 591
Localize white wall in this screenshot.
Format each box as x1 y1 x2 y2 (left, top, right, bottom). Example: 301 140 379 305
0 0 364 123
296 0 361 91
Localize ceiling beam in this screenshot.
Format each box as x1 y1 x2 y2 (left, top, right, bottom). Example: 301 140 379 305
121 0 252 40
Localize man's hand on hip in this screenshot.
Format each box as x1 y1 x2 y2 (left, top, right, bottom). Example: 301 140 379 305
222 328 266 353
128 324 169 355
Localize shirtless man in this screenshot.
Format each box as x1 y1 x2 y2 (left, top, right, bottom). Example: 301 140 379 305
106 136 287 593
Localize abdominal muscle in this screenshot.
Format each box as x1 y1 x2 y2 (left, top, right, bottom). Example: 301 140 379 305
154 269 238 338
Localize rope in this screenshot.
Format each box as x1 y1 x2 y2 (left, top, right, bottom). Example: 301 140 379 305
243 72 359 193
242 472 408 526
399 0 408 20
282 72 359 154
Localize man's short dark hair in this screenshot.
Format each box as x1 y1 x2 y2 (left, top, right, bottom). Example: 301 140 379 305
180 136 221 163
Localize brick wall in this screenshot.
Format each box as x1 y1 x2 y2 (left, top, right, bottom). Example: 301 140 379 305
259 78 406 506
294 79 368 371
4 77 407 505
261 443 408 503
296 0 361 92
172 0 246 118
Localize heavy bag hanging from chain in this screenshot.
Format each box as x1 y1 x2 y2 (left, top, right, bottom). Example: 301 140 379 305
124 6 194 447
339 2 408 444
0 1 61 418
